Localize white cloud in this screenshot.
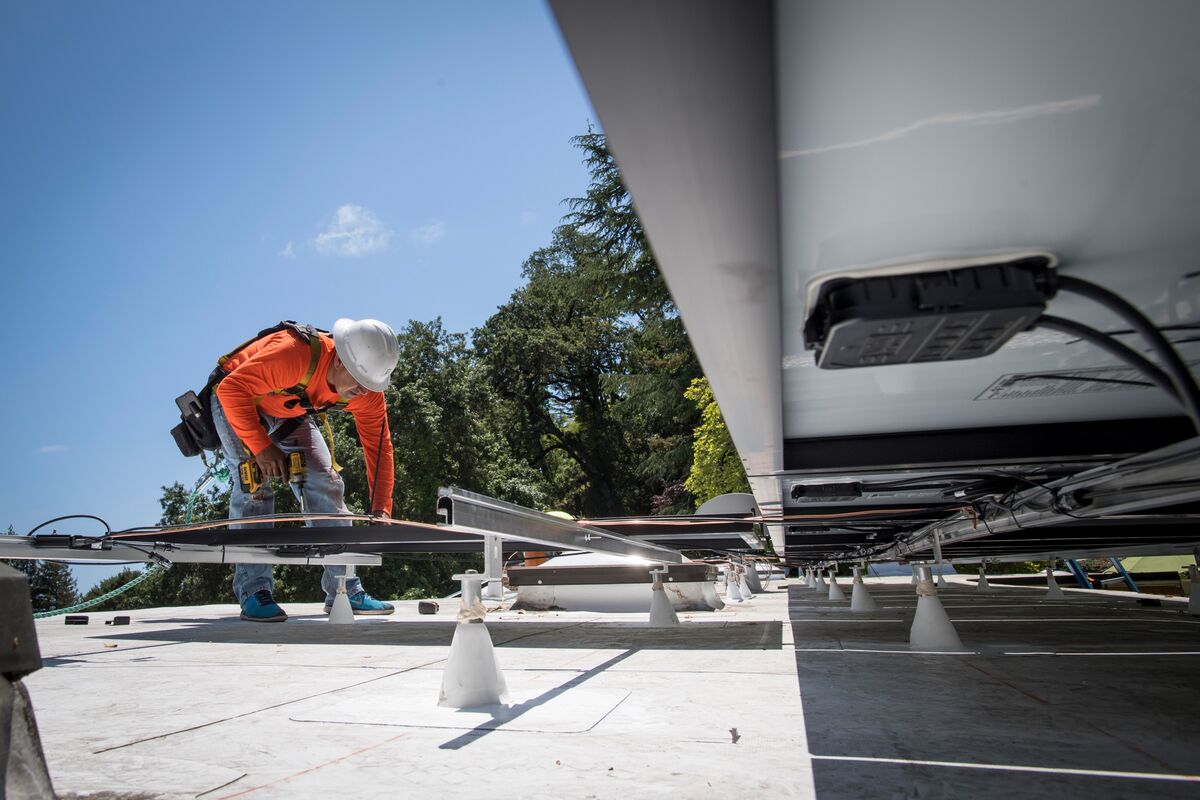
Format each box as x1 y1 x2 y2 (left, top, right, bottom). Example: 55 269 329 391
280 240 295 259
314 205 393 257
38 444 67 454
408 219 447 245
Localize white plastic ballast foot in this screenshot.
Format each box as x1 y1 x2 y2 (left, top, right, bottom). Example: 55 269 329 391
327 575 355 625
909 568 965 651
725 570 743 603
702 579 725 610
850 567 878 612
439 570 509 708
743 563 764 593
1045 566 1065 600
977 566 991 593
827 572 846 601
648 568 680 627
737 568 754 600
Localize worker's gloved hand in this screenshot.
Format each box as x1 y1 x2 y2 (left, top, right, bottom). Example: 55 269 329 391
255 444 288 478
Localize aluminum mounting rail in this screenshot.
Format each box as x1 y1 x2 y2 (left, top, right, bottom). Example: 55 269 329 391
886 436 1200 561
436 487 685 564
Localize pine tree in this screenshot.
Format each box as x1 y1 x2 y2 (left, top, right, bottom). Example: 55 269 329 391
28 560 79 612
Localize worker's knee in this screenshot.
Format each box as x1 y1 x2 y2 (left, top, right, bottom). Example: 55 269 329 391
306 465 345 496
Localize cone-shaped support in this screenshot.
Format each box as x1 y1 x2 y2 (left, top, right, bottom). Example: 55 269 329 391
815 573 827 590
737 567 755 600
850 567 878 612
725 569 743 602
851 580 878 612
744 563 764 593
327 575 355 625
648 569 680 626
1045 565 1065 599
827 571 846 601
806 569 817 590
936 569 948 589
977 566 991 593
909 567 965 651
702 578 725 610
1188 565 1199 616
439 571 509 708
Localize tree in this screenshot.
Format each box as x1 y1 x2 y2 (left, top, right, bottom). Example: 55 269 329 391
683 377 749 505
475 226 636 515
475 132 702 517
568 132 702 506
81 567 148 611
27 560 78 612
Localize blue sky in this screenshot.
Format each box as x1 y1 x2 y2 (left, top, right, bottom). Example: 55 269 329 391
0 1 597 590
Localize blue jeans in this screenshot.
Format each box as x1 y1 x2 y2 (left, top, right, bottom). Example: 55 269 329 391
211 394 364 605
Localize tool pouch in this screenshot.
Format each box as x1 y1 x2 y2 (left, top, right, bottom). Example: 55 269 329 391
171 377 222 457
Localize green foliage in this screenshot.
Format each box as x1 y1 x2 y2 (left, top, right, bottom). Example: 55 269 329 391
683 377 749 505
22 561 79 612
475 132 701 517
982 560 1047 575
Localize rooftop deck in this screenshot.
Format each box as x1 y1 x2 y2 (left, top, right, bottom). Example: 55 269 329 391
23 576 1200 799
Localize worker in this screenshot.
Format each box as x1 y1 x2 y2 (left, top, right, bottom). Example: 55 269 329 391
210 318 400 622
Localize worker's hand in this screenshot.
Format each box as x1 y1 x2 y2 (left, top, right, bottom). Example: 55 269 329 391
255 444 288 478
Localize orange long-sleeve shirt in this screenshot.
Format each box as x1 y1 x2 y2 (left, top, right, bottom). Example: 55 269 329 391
215 330 394 515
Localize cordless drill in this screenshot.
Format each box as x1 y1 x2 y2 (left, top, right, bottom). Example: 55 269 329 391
288 451 307 512
238 452 306 499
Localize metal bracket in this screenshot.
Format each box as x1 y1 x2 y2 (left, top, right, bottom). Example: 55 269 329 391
437 487 685 564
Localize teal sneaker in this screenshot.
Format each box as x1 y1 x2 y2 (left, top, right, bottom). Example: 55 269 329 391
324 591 395 616
240 589 287 622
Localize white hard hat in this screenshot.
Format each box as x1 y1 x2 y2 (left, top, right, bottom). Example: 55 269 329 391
331 318 400 392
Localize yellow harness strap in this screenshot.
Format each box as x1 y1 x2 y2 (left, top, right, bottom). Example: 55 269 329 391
318 412 343 473
237 334 341 471
251 335 323 406
292 336 322 392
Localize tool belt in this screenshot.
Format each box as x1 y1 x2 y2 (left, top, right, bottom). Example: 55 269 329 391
170 321 346 459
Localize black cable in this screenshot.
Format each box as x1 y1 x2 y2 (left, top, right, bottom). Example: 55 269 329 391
1034 315 1179 402
27 514 112 537
1064 323 1200 338
1054 275 1200 429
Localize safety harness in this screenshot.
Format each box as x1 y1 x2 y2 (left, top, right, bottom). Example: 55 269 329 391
215 321 346 471
172 321 345 468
